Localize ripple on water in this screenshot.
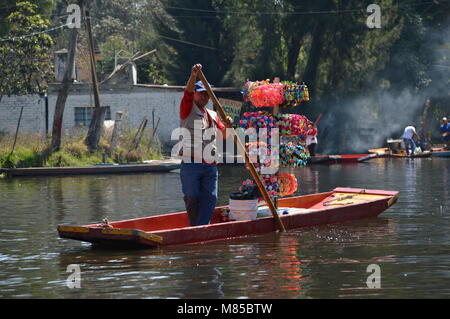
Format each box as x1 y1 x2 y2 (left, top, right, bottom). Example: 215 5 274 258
0 161 449 298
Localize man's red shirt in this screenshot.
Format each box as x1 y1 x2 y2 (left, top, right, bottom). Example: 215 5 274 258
180 89 225 130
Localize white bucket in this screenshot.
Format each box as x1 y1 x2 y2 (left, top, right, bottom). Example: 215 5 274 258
229 199 258 221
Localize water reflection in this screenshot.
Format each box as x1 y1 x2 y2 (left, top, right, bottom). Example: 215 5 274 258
1 159 450 298
297 166 320 195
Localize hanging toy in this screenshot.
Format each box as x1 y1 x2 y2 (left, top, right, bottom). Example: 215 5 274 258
277 173 298 197
280 142 308 168
274 114 312 136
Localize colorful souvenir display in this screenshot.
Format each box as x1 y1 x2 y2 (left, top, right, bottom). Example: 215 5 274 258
238 79 311 201
275 114 311 136
242 80 310 108
243 80 285 107
280 142 309 168
240 178 279 197
277 173 298 197
261 174 280 196
280 82 310 108
239 112 277 131
245 141 272 172
240 175 280 199
239 112 278 143
240 173 297 198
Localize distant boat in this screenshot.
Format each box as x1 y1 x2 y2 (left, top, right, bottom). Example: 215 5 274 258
389 151 431 158
0 159 181 177
430 147 450 158
58 187 399 249
368 148 389 156
309 154 371 164
364 148 432 160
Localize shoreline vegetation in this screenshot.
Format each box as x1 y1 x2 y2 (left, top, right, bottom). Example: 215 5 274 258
0 126 163 169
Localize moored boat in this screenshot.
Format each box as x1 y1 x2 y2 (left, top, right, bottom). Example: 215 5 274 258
0 159 181 177
367 148 390 158
58 187 399 249
307 155 330 164
309 154 371 164
389 151 431 158
430 147 450 158
365 148 432 159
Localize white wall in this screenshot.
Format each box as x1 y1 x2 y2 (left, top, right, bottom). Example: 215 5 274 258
46 87 187 147
0 85 216 149
0 95 45 136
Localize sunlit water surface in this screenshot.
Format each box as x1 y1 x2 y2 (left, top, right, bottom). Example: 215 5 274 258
0 158 449 298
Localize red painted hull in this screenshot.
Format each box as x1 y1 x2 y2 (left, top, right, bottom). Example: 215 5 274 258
310 154 372 164
58 187 398 249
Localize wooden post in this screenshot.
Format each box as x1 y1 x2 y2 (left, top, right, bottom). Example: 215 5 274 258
45 93 49 136
198 71 286 232
50 26 78 152
152 109 155 130
83 7 104 152
129 117 148 152
148 117 160 151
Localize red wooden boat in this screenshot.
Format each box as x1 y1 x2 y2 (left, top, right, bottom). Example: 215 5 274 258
309 154 371 164
58 187 398 249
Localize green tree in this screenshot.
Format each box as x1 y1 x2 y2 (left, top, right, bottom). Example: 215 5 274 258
84 0 168 84
0 0 56 37
149 0 231 85
0 1 55 100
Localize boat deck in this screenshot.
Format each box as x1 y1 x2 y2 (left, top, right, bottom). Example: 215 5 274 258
58 187 399 249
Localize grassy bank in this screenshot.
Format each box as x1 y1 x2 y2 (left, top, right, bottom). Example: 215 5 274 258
0 126 163 168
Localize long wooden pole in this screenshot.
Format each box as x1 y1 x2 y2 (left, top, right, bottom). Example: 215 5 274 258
84 7 104 152
198 71 286 232
84 9 100 109
50 26 78 152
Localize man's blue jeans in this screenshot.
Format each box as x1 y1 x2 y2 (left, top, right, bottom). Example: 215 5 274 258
403 138 416 155
180 162 218 226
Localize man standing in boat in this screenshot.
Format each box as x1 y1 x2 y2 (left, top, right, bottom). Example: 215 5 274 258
178 64 229 226
402 125 419 156
306 122 318 157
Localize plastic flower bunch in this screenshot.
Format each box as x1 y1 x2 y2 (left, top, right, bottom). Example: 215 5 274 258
240 112 276 130
279 142 309 168
280 82 310 108
262 174 280 197
239 112 278 141
244 80 284 107
245 141 272 172
275 114 311 136
240 177 278 199
277 173 298 197
300 83 309 101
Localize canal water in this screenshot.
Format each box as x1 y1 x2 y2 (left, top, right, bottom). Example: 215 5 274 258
0 158 449 298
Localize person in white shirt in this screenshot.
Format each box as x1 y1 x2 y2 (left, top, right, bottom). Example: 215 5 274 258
402 125 419 156
305 123 318 156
